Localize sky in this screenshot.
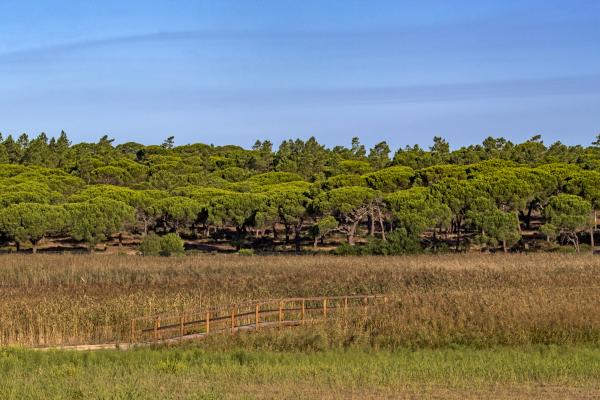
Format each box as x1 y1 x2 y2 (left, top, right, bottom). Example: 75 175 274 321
0 0 599 150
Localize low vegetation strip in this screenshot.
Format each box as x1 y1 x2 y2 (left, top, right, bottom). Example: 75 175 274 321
1 345 600 399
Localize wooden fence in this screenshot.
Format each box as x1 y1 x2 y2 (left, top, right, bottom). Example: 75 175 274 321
130 294 390 344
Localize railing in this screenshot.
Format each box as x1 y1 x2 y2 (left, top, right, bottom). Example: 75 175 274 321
130 294 391 343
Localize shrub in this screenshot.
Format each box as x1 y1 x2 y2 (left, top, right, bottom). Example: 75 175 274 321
334 229 421 256
139 232 162 256
139 232 185 256
160 233 185 256
237 248 254 256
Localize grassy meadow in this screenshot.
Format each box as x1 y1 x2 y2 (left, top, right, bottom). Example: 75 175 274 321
2 345 600 399
1 253 600 398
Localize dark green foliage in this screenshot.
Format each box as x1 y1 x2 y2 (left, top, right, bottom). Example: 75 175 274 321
338 160 371 175
211 167 252 182
363 166 414 192
335 229 421 255
64 198 135 251
543 194 592 251
159 233 185 256
148 197 203 232
467 198 521 252
138 232 162 256
245 171 303 186
320 174 367 190
0 203 66 252
139 232 185 257
386 187 451 239
0 132 598 253
416 164 468 186
367 141 391 169
311 215 339 246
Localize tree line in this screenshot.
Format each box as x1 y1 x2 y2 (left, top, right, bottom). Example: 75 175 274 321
0 131 598 254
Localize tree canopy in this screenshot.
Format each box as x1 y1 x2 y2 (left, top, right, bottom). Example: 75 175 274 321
0 132 598 254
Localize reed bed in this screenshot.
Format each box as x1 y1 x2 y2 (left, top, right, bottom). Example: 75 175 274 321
0 253 598 347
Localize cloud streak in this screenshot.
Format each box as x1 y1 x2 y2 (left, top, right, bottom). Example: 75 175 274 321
0 30 248 61
6 75 598 109
2 16 597 62
146 75 600 108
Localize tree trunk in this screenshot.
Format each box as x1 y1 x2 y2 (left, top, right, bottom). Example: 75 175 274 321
272 224 278 240
348 220 360 245
515 211 522 234
284 225 290 244
367 210 374 236
235 227 243 251
376 206 386 241
15 242 20 253
455 218 461 252
591 210 596 253
313 235 319 247
567 234 580 252
294 220 303 253
525 201 534 229
32 242 37 254
502 239 507 253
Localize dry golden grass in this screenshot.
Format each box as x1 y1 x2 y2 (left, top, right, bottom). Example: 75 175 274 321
0 253 599 347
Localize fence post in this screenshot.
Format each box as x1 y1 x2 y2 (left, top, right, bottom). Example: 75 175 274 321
205 311 210 334
344 297 348 312
279 301 284 326
323 298 327 319
179 314 185 339
255 303 260 330
154 317 160 342
231 305 236 333
301 299 305 324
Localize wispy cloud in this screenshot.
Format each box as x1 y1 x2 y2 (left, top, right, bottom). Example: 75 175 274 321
7 75 597 109
0 30 255 61
148 75 600 108
294 75 600 105
2 16 597 62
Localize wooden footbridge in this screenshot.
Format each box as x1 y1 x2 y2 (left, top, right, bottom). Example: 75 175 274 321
132 294 390 344
39 294 391 351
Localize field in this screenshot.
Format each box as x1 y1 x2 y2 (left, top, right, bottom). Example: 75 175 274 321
1 253 600 398
3 346 600 399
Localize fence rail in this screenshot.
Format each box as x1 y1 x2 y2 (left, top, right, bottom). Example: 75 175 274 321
130 294 391 344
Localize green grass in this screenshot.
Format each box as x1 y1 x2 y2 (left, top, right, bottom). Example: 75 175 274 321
2 345 600 399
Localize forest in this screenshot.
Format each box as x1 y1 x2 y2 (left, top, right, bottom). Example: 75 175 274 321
0 132 598 255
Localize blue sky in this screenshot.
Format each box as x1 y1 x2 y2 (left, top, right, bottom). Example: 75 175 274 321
0 0 599 150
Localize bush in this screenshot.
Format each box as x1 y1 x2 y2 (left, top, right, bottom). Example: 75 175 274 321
237 248 254 256
139 232 185 256
334 229 421 256
139 232 162 256
160 233 185 256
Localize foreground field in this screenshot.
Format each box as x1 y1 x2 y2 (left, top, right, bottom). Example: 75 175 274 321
0 254 599 347
1 253 600 398
2 345 600 399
